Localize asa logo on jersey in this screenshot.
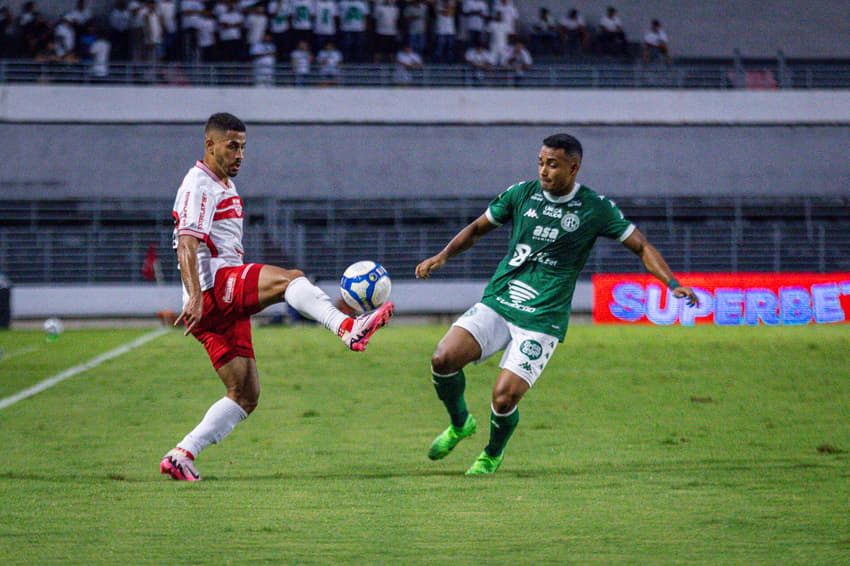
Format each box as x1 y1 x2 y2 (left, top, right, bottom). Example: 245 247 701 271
532 225 559 242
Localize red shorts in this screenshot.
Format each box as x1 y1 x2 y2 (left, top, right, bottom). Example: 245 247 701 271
191 263 265 370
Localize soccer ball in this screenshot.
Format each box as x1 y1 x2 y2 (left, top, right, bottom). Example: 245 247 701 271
43 317 64 339
340 261 392 314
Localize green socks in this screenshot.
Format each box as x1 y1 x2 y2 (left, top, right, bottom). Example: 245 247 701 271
432 370 469 428
485 406 519 458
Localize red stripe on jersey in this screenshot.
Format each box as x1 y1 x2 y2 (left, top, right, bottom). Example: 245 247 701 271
217 196 243 210
214 197 244 220
213 208 243 221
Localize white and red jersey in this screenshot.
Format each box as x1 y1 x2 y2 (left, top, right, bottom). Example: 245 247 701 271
172 160 246 296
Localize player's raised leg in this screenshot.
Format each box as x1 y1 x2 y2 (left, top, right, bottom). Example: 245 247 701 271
257 265 393 351
427 326 482 459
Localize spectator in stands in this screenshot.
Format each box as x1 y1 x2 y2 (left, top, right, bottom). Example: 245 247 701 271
290 0 315 50
108 1 132 61
158 0 179 61
18 1 38 31
217 0 245 62
489 0 518 60
290 39 312 85
597 6 627 56
464 42 494 85
244 3 269 49
394 43 422 84
642 19 671 65
65 0 93 35
499 38 532 85
88 27 112 80
460 0 488 55
313 0 339 53
267 0 292 61
316 40 343 85
339 0 369 63
373 0 400 63
128 0 146 61
530 6 557 56
142 0 165 70
250 30 276 86
559 8 587 56
403 0 428 58
19 3 46 58
76 21 98 61
195 8 217 63
180 0 206 62
54 15 77 61
433 0 457 63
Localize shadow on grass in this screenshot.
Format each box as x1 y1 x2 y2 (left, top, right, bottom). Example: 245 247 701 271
0 455 842 484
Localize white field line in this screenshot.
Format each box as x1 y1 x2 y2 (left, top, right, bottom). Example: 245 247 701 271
0 327 169 411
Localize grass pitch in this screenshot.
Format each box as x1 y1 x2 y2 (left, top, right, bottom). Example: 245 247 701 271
0 323 847 565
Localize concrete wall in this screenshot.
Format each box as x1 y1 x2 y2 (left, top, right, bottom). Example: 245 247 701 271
2 86 848 199
4 123 848 200
9 0 850 58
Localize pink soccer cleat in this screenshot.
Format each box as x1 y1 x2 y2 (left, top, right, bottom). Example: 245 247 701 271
343 301 394 352
159 447 201 481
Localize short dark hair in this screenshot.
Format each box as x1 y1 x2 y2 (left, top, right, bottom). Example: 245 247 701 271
543 133 583 161
205 112 245 135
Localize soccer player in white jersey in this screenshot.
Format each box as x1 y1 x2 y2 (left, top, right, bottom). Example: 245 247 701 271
160 113 394 481
415 133 698 474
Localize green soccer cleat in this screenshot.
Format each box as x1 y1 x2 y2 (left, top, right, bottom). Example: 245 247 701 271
427 414 477 460
465 451 504 475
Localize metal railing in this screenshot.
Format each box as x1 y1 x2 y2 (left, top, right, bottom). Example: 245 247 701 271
1 195 848 285
1 55 849 89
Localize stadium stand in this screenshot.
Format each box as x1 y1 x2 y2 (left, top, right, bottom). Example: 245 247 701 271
2 195 848 285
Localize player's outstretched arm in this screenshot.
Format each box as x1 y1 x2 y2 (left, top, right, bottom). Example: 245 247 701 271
415 214 497 279
621 228 699 307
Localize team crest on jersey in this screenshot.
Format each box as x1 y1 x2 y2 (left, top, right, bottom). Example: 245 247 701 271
560 212 580 232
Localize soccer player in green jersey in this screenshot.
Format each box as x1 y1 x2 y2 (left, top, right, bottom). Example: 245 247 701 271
415 133 699 475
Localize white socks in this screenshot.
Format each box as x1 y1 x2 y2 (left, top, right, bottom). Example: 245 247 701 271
284 276 349 334
177 396 247 458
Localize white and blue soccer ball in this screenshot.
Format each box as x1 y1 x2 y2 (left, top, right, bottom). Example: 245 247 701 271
340 260 392 314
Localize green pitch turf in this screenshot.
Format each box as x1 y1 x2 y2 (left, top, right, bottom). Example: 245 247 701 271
0 324 847 565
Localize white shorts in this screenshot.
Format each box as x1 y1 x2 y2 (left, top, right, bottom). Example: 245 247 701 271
452 302 559 387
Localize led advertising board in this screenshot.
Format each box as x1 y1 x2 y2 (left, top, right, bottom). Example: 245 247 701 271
593 273 850 326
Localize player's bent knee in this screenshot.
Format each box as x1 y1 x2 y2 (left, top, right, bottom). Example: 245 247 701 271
430 349 462 376
492 386 523 414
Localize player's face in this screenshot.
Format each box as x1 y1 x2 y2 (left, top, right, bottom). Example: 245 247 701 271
207 129 246 179
538 145 578 195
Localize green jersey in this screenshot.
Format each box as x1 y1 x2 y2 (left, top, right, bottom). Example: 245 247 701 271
481 180 634 340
